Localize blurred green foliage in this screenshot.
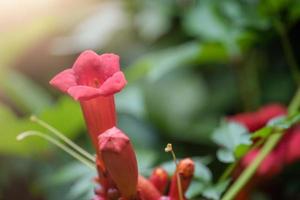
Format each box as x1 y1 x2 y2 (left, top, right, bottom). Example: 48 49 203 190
1 0 300 199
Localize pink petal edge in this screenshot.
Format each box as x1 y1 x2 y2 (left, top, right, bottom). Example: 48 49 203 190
67 86 101 101
49 69 77 92
72 50 100 74
99 71 127 96
99 53 120 73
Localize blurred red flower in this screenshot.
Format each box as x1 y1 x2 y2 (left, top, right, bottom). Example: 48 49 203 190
228 104 287 132
229 104 300 199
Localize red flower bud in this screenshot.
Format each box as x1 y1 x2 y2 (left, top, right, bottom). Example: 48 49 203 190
149 167 169 194
169 158 195 200
99 127 138 199
137 175 161 200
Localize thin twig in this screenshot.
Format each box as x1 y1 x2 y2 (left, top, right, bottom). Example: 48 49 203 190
165 143 184 200
17 131 95 170
31 115 95 162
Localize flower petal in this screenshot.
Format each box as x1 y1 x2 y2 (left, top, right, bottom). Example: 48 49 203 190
72 50 100 75
72 51 121 86
99 53 120 74
49 69 77 92
99 71 127 96
67 86 101 101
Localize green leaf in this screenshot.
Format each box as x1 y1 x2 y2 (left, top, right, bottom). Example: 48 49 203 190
42 162 95 200
145 70 209 143
289 1 300 23
267 113 300 130
183 1 231 42
195 43 228 64
183 0 270 55
0 103 47 155
186 180 207 199
38 97 85 138
259 0 291 15
251 113 300 140
136 149 157 176
251 126 273 139
217 148 235 163
212 121 251 150
234 144 251 159
0 70 52 113
125 42 229 83
212 121 252 163
193 158 213 183
116 84 146 118
125 42 200 82
135 0 174 41
0 97 84 156
202 180 231 200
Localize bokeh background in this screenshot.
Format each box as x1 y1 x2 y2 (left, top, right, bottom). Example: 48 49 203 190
1 0 300 199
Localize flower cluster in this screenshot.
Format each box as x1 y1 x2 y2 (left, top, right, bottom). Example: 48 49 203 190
228 104 300 199
50 50 195 200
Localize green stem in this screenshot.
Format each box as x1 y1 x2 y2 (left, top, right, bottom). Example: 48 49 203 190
288 87 300 115
17 131 95 170
217 133 265 183
221 18 300 199
221 88 300 200
218 162 237 183
274 19 300 85
221 132 282 200
165 143 184 200
31 115 95 162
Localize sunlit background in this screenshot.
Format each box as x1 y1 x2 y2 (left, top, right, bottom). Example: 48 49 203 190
1 0 300 199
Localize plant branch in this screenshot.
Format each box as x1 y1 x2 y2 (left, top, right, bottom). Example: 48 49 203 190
221 132 282 200
218 162 237 183
30 115 95 162
165 143 184 200
17 131 95 170
221 88 300 200
274 19 300 85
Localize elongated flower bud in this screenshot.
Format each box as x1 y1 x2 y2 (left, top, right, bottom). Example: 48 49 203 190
149 167 169 194
99 127 138 199
169 158 195 200
137 175 161 200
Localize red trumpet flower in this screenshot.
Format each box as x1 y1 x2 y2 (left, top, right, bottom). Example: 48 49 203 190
49 51 198 200
50 50 127 152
